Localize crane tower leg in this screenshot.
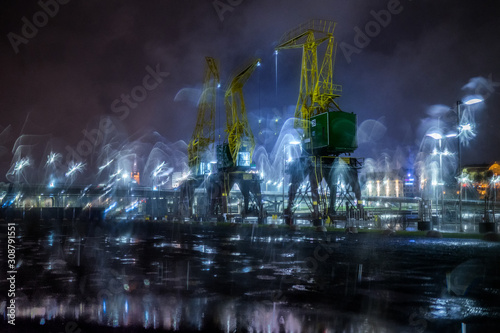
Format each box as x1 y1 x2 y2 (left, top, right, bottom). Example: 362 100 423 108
309 166 322 226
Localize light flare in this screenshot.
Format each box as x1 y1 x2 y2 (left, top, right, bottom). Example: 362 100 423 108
65 162 85 177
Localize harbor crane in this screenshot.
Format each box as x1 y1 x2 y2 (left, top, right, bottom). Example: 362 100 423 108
276 20 363 225
209 59 264 222
187 57 220 174
179 57 220 218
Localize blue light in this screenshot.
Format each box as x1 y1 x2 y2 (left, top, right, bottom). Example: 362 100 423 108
125 201 139 213
104 202 117 214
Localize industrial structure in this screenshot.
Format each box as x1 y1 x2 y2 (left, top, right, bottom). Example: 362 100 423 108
179 58 263 222
1 20 498 233
275 20 363 225
175 20 364 225
179 57 219 218
210 59 263 222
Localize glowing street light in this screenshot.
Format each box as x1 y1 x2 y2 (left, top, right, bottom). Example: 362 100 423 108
45 152 61 167
457 96 483 232
65 161 85 178
14 157 30 173
463 95 484 105
426 133 443 140
426 132 449 229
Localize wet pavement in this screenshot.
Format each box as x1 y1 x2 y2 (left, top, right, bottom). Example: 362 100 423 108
1 219 500 332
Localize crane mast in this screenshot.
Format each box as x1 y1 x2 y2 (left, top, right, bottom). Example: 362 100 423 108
180 58 264 223
188 57 220 175
208 58 263 223
276 20 362 225
223 59 260 168
275 20 342 149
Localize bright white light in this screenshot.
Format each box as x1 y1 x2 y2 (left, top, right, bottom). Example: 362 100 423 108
426 133 442 140
65 162 85 177
14 157 30 173
289 140 301 145
122 173 129 179
111 168 123 178
98 159 114 171
463 96 483 105
46 152 61 167
446 133 458 138
257 61 261 67
153 161 166 178
461 123 472 132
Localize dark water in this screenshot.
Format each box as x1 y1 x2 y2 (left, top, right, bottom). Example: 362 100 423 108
1 219 500 332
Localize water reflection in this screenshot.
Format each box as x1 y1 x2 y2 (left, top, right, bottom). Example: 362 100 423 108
1 220 499 331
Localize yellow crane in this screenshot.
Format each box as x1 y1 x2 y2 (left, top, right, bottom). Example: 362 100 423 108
208 58 263 223
224 58 261 167
275 19 342 147
187 57 220 175
275 20 362 225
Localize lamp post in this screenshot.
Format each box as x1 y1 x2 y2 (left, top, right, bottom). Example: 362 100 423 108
427 132 454 230
491 174 499 230
457 96 483 232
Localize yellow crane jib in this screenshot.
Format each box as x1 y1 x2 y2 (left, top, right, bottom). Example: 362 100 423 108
275 19 342 147
188 57 220 175
224 58 260 167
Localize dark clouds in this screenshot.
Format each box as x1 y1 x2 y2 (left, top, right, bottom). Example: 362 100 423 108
1 0 499 182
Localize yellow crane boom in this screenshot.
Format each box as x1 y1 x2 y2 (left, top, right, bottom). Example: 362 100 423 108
275 20 342 143
224 58 260 166
188 57 220 174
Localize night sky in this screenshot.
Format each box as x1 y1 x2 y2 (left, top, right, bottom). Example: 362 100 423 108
1 0 499 184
